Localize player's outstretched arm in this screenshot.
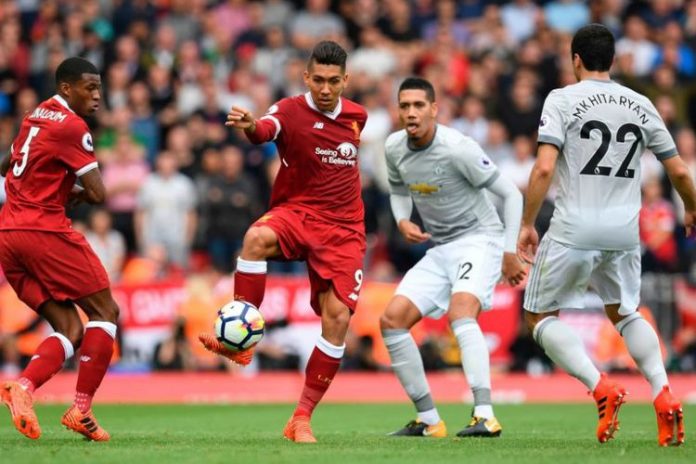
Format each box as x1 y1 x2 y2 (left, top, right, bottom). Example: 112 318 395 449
225 106 276 145
518 143 559 263
225 106 256 131
486 175 526 286
662 154 696 237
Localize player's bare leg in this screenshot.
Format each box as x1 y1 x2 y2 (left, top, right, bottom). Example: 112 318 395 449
449 293 501 438
59 289 119 441
606 305 683 446
284 288 350 443
2 300 82 440
527 311 626 443
199 225 280 364
381 296 447 438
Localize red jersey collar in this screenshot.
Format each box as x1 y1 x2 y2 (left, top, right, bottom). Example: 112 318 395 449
304 92 342 120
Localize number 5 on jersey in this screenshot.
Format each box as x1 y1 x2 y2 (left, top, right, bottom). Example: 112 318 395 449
13 126 41 177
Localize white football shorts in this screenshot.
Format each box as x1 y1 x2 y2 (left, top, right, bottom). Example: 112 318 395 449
523 235 641 316
395 232 504 318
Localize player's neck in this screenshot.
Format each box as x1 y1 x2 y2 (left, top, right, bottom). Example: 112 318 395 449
578 70 611 82
408 125 437 151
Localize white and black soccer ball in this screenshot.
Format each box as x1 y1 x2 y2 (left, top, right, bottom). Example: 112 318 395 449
214 301 265 351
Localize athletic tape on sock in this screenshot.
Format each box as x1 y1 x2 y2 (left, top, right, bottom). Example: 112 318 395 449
236 257 268 274
381 328 412 346
316 336 345 358
48 332 75 359
85 321 117 339
614 312 642 336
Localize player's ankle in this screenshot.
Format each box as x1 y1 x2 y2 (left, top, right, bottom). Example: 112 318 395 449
292 408 312 419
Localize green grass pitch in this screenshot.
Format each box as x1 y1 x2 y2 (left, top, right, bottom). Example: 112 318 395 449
1 403 694 463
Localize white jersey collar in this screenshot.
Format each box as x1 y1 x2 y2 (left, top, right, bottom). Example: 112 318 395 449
304 92 342 120
52 94 75 113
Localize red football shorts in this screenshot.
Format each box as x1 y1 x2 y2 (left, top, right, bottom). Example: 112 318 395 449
252 207 366 314
0 229 110 310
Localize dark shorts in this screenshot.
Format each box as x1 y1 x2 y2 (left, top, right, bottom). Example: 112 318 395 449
252 207 366 314
0 229 110 310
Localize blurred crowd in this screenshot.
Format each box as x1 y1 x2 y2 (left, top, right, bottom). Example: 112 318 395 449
2 0 696 373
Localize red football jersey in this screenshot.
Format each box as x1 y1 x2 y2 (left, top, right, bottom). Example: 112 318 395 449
0 95 98 232
247 93 367 226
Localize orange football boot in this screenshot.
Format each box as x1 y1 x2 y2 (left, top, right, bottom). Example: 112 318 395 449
1 381 41 439
592 373 627 443
654 386 685 447
61 405 110 441
198 333 254 366
283 415 317 443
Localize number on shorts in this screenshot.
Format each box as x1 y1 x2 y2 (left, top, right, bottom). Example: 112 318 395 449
458 262 473 280
348 269 363 301
13 126 40 177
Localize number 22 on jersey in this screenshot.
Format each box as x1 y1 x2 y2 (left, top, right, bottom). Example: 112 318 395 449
13 126 40 177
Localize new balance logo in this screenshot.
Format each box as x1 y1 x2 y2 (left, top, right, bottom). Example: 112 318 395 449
313 122 324 129
80 356 91 363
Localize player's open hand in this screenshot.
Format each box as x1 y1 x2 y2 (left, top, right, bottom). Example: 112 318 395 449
502 252 527 287
517 225 539 264
398 219 431 244
225 106 256 131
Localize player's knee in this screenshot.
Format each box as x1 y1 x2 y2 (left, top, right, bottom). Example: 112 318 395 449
66 324 84 349
379 312 404 331
101 300 120 323
242 227 273 258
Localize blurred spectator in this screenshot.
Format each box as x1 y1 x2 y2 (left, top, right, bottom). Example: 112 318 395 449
498 135 535 193
640 177 679 273
616 16 659 78
452 95 489 145
544 0 590 33
85 208 126 282
483 120 514 165
501 0 540 43
290 0 345 51
201 145 263 273
136 151 197 268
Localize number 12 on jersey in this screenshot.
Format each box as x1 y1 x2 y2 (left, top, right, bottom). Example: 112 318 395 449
13 126 41 177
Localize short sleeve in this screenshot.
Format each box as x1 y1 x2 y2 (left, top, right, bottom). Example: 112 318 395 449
643 99 678 160
537 90 567 150
452 139 500 189
61 119 98 176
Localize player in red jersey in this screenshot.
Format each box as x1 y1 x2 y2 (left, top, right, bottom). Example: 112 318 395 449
0 57 119 441
199 41 367 443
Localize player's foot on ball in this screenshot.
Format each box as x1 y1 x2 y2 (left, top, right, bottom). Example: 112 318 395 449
1 381 41 439
283 415 317 443
456 416 502 438
592 373 627 443
61 405 110 441
654 386 685 447
198 333 254 366
388 419 447 437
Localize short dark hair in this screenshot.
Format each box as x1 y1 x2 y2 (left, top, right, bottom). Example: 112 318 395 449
398 77 436 102
308 41 348 71
55 57 99 85
571 24 615 72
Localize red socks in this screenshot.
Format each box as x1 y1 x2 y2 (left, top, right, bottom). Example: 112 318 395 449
19 333 74 392
74 322 116 412
234 258 267 308
293 337 345 418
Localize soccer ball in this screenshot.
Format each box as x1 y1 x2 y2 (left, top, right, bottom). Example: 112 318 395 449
214 301 265 351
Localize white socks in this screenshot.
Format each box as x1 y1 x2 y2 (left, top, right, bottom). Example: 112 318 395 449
616 312 668 399
452 318 494 419
533 316 601 391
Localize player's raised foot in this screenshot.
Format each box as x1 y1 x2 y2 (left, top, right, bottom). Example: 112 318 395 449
592 373 627 443
456 416 502 438
283 415 317 443
654 386 685 447
1 381 41 439
198 333 254 366
388 419 447 437
61 405 110 441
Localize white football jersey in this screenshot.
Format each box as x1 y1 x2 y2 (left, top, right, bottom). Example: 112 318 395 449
539 79 677 250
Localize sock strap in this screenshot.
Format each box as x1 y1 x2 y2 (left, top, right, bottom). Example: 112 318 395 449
451 317 478 336
48 332 75 359
532 316 558 346
85 321 117 339
236 257 268 274
614 312 643 336
316 336 345 358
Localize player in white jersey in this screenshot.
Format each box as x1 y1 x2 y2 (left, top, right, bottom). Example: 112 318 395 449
518 24 696 446
381 78 526 438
